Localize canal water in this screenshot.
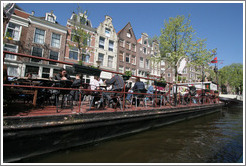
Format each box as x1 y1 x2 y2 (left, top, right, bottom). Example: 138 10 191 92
23 105 243 163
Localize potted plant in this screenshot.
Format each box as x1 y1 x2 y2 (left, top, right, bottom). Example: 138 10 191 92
205 89 210 94
154 78 167 88
73 64 101 76
214 90 219 97
123 71 132 81
178 76 182 83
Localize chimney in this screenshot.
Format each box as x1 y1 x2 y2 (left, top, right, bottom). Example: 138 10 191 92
31 11 35 16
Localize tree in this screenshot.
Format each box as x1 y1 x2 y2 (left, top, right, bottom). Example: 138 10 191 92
70 6 91 65
159 15 214 105
219 63 243 94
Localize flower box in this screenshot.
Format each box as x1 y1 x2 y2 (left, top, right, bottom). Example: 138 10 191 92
154 81 167 88
122 75 131 81
73 64 101 76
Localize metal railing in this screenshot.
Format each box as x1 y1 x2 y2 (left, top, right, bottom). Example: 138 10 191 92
3 50 220 114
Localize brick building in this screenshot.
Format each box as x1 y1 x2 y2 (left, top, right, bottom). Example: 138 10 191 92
65 12 96 81
4 9 68 78
117 22 137 79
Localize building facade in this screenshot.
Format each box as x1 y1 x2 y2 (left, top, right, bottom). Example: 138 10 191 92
4 9 67 78
65 12 96 82
136 33 152 81
3 8 30 77
94 15 118 79
117 22 137 78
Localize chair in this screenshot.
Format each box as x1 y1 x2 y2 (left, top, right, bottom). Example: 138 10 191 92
134 89 147 108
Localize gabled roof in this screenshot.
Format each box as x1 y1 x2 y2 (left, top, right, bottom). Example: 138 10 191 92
117 22 137 41
137 38 141 43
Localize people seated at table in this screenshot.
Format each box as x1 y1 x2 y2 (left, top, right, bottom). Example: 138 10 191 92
70 74 82 104
55 68 71 81
90 76 100 91
126 78 146 106
146 82 155 101
25 73 33 79
99 74 124 107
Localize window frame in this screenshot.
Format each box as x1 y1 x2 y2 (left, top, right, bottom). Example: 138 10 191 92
5 22 22 41
3 43 18 60
34 28 45 44
51 33 61 48
69 47 79 60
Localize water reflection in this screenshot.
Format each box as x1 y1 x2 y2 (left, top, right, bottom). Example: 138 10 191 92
24 105 243 163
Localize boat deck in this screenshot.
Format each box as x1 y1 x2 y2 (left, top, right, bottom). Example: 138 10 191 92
4 99 218 118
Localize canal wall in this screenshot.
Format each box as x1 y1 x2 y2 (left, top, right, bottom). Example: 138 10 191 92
3 103 223 163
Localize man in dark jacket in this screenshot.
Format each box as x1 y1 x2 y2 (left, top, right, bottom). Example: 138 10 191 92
99 74 124 107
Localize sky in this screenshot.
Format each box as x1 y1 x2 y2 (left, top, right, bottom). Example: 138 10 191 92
16 2 244 68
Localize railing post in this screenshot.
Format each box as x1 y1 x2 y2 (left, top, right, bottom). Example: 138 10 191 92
122 83 126 111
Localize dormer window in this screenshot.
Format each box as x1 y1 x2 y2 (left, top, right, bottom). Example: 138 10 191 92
45 11 56 23
47 15 54 22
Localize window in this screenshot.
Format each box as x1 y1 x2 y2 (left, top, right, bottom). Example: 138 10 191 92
119 39 124 47
47 15 54 22
119 51 124 62
161 60 165 66
131 55 136 64
146 59 150 69
108 56 113 68
7 66 18 77
34 28 45 44
108 40 114 51
51 33 61 48
143 47 147 54
82 54 90 63
144 40 147 45
105 28 111 37
140 57 144 68
4 44 17 60
126 42 130 50
6 22 21 40
125 54 130 63
132 69 136 75
98 53 104 66
25 65 39 78
69 47 78 60
119 66 124 73
42 67 50 78
132 44 136 52
127 32 131 38
49 51 58 65
86 35 91 46
182 67 187 74
168 73 171 77
99 37 105 49
31 47 43 62
70 30 78 42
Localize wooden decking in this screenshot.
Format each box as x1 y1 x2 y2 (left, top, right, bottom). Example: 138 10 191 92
4 99 220 117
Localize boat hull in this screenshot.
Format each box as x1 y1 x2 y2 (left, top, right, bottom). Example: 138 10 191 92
3 103 223 163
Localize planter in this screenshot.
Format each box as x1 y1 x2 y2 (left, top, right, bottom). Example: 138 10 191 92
154 81 167 88
122 75 131 81
73 64 101 76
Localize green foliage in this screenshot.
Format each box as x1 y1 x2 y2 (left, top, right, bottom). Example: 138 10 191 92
218 63 243 94
88 65 98 69
178 75 182 81
148 35 159 47
158 15 215 82
70 5 90 62
124 71 132 77
159 77 166 83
